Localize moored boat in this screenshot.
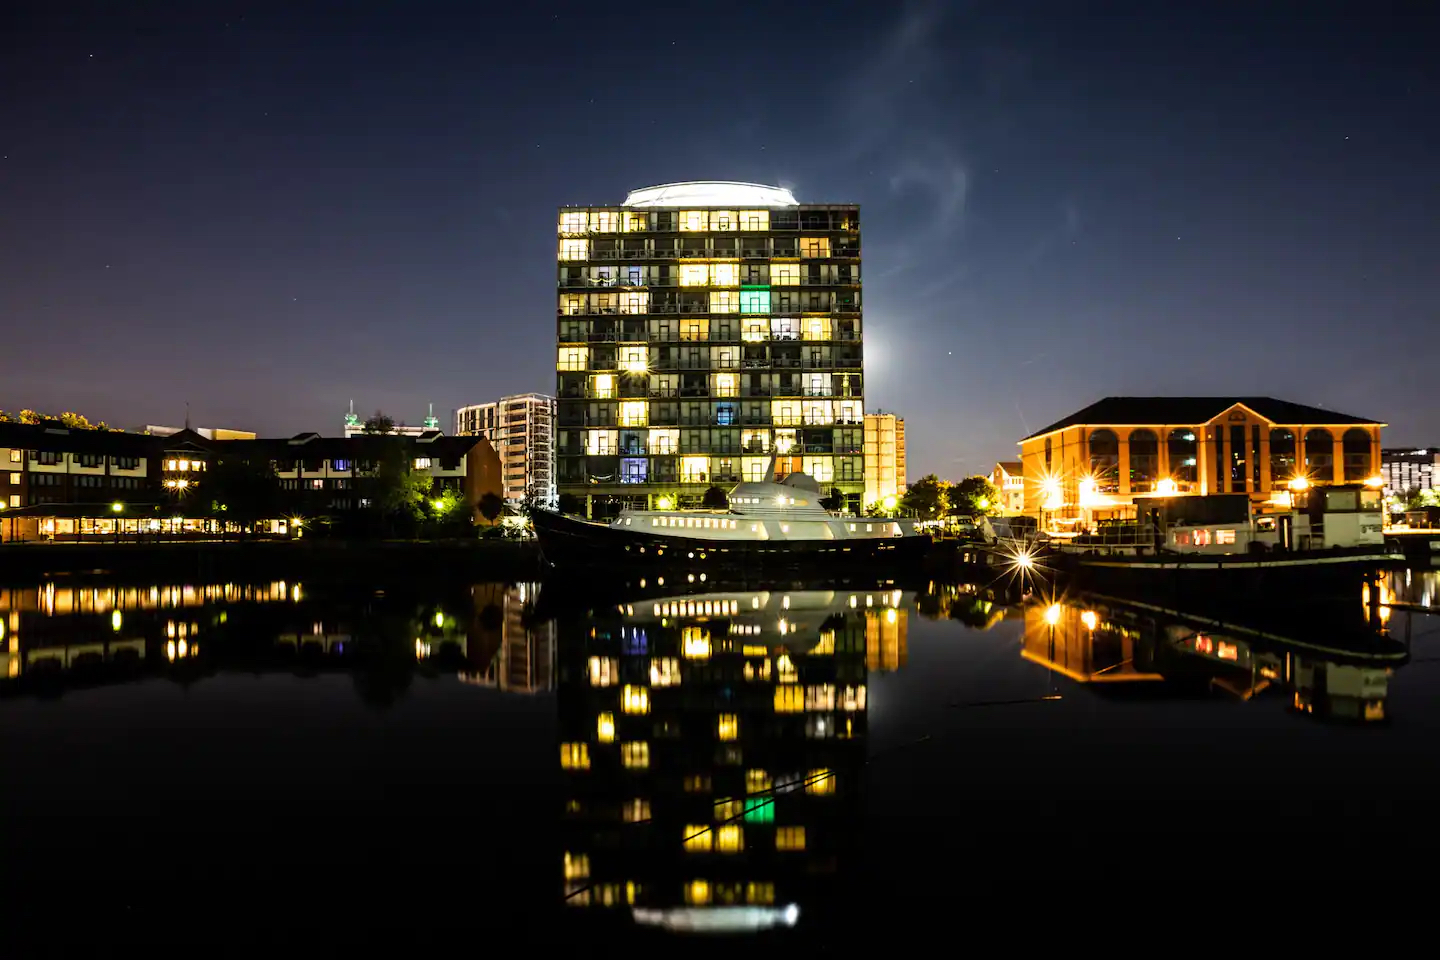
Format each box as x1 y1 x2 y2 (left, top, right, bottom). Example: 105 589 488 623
1035 483 1398 602
532 463 930 577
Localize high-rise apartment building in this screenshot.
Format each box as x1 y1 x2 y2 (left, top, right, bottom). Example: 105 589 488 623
455 393 556 504
555 182 864 518
862 412 905 510
1381 447 1439 497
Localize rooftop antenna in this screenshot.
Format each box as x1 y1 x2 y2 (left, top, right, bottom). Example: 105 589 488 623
423 402 439 431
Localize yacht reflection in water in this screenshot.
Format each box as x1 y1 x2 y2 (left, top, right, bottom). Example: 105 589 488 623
556 586 910 934
1018 593 1408 723
0 578 554 705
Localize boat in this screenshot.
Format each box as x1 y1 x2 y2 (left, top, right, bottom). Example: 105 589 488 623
531 461 931 577
1032 483 1398 603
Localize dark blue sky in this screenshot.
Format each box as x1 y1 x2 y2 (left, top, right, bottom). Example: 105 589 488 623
2 1 1436 476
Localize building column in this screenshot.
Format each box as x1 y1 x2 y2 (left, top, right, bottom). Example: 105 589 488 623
1117 428 1131 496
1332 435 1345 484
1259 432 1272 494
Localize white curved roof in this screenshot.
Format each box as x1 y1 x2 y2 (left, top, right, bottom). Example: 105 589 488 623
624 181 798 208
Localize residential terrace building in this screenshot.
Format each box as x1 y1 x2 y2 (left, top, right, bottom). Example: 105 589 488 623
0 422 500 542
990 461 1025 515
555 181 864 518
1017 397 1385 528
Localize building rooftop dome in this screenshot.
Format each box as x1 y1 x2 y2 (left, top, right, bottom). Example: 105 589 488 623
623 181 799 208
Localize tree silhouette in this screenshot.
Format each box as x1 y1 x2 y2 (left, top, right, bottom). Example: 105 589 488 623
701 485 729 509
478 492 504 524
362 411 395 435
899 474 949 520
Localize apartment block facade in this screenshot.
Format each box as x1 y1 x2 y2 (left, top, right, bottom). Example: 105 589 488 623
862 413 905 510
555 182 864 518
1381 448 1438 498
455 393 556 504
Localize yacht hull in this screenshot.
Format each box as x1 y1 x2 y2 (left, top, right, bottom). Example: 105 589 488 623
532 509 931 578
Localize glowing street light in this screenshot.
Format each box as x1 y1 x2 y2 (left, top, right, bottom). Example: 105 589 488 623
111 501 124 513
1155 478 1178 496
1044 604 1062 626
656 495 676 511
1288 476 1310 492
1364 475 1385 489
881 494 897 512
1080 610 1098 632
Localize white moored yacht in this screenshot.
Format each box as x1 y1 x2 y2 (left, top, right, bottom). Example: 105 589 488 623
531 461 930 574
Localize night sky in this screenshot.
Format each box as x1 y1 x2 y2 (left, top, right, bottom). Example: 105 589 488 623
3 2 1436 476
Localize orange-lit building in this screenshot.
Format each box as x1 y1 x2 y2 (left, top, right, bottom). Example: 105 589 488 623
1018 397 1385 526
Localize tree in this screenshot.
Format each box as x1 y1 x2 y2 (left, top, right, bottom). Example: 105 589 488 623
358 443 431 536
362 411 396 435
205 454 282 531
557 493 584 516
899 474 949 521
701 485 729 509
1410 488 1440 510
949 476 1000 516
477 491 504 524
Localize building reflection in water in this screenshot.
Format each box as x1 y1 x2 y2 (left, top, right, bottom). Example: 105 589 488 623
0 578 554 701
557 587 910 931
1020 594 1406 723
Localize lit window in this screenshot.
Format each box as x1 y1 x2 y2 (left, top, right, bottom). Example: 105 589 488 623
621 741 649 769
621 684 650 714
593 373 615 399
739 288 770 314
412 458 430 470
770 262 799 285
715 824 743 853
680 263 709 286
804 684 837 711
619 401 648 427
684 774 712 793
739 210 770 230
807 769 835 795
800 237 831 258
649 657 681 686
559 211 586 232
9 450 20 463
597 712 615 743
1217 528 1236 545
682 626 711 658
714 797 743 821
686 880 710 905
717 713 739 741
746 769 772 794
839 684 866 711
679 211 707 232
560 742 590 770
715 372 737 398
683 825 712 853
560 239 589 261
588 656 617 686
558 346 589 371
708 291 737 313
563 852 589 880
711 263 738 286
776 826 806 851
623 798 650 822
746 882 775 905
589 211 619 232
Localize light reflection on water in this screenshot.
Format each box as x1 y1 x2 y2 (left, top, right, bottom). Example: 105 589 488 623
2 569 1439 939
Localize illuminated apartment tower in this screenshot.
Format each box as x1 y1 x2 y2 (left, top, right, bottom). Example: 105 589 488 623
862 412 905 510
556 182 864 518
455 393 557 504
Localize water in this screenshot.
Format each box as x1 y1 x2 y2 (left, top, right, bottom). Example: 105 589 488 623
3 569 1439 946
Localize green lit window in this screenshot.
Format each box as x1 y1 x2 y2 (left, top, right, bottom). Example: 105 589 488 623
739 288 770 314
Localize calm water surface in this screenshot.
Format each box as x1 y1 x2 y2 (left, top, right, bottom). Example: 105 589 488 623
3 568 1438 946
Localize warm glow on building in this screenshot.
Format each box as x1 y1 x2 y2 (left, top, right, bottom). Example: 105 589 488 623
1018 397 1385 524
863 413 905 510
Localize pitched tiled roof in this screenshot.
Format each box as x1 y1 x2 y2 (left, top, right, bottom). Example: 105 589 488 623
995 461 1022 474
1022 397 1384 441
0 422 485 461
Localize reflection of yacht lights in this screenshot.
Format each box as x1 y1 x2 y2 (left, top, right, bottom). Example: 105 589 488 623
885 608 897 624
1080 610 1098 631
111 610 122 631
631 904 800 932
434 611 445 628
1044 604 1062 626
